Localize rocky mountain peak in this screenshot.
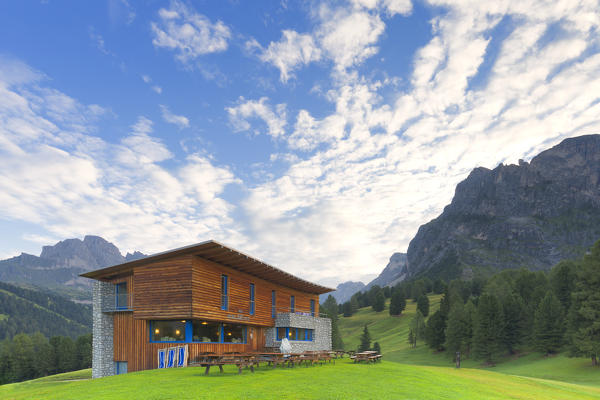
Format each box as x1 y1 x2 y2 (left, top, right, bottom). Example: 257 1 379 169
405 134 600 281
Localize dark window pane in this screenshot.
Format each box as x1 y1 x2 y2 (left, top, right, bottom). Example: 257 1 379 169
192 321 220 342
288 327 297 340
116 282 127 309
223 324 245 343
221 275 228 310
151 320 185 342
277 327 286 340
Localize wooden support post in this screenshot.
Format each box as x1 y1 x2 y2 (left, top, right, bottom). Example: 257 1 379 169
204 365 210 375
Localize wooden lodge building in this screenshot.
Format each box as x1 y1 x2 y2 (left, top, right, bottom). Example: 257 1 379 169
81 240 334 378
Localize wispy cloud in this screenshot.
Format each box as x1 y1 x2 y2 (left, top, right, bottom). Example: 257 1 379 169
160 104 190 129
151 0 231 64
0 58 242 255
226 97 287 138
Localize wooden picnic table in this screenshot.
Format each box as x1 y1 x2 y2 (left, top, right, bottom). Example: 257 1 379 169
192 353 258 375
350 351 382 363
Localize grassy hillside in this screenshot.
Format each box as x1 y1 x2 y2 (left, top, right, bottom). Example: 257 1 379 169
338 295 600 388
0 281 91 340
2 360 600 400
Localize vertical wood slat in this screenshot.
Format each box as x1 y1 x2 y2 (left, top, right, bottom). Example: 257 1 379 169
111 254 321 372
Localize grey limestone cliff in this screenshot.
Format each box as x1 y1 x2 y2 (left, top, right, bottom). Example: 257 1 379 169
405 134 600 280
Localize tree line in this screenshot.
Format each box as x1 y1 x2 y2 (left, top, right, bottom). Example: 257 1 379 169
407 239 600 366
0 332 91 384
0 280 91 341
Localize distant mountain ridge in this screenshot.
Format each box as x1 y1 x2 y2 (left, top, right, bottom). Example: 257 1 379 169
366 134 600 287
0 235 146 299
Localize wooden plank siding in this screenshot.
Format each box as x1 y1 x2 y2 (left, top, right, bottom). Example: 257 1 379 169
110 254 319 372
133 256 194 319
113 312 266 372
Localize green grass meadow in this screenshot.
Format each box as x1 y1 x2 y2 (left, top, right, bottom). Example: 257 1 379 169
2 294 599 399
2 359 600 400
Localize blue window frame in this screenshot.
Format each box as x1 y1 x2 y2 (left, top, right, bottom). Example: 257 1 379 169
274 327 313 341
150 320 247 344
310 299 315 317
249 284 255 315
115 361 127 374
115 282 128 310
272 290 276 318
290 295 295 313
221 275 228 311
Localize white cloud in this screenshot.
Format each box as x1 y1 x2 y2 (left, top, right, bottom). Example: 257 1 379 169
254 0 412 81
0 59 242 256
160 104 190 129
226 97 287 138
151 0 231 63
235 0 600 284
152 85 163 94
259 30 322 82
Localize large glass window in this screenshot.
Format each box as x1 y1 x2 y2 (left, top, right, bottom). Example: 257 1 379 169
290 295 295 313
116 282 127 310
150 320 248 344
221 275 228 310
249 284 255 315
223 324 245 343
192 321 220 343
310 300 315 317
275 327 314 341
151 320 186 342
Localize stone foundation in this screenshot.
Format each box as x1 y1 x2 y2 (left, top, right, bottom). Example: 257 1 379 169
265 313 332 352
92 281 115 378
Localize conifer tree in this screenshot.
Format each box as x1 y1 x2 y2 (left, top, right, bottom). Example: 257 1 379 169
550 260 577 311
323 295 344 350
501 293 525 354
445 301 468 355
425 310 446 351
473 294 505 365
533 292 565 354
417 294 430 317
372 291 385 312
373 341 381 354
570 240 600 365
358 324 372 352
389 287 406 316
350 296 359 314
408 310 426 348
342 301 353 317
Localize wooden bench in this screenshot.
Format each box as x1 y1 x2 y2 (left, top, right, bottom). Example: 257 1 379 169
190 353 258 375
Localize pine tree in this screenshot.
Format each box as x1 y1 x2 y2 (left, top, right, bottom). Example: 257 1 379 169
462 300 476 356
342 301 353 317
445 301 468 355
350 296 359 314
533 292 565 354
550 260 577 312
373 341 381 354
389 287 406 316
323 295 344 350
417 294 430 317
425 310 446 351
372 291 385 312
408 310 426 348
473 294 505 365
570 240 600 365
501 293 525 354
358 324 372 352
75 333 92 369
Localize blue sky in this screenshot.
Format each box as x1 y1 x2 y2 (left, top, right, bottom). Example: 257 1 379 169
1 0 599 286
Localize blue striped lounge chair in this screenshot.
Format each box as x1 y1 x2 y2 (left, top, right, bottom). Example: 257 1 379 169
176 345 188 368
157 348 166 369
166 347 177 368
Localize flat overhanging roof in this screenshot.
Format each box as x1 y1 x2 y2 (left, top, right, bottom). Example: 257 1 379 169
80 240 334 295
